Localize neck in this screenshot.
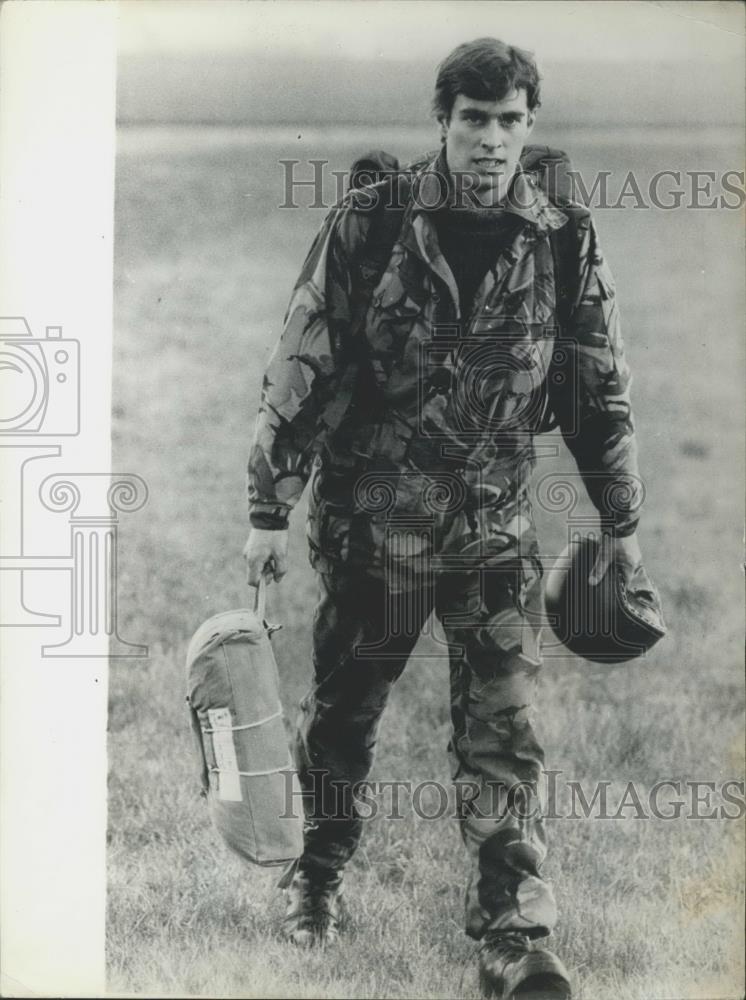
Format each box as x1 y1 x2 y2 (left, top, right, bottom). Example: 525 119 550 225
450 171 515 211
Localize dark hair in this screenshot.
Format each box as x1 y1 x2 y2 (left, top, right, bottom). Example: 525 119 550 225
432 37 541 120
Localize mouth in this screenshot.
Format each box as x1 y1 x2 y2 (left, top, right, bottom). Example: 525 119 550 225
473 157 506 171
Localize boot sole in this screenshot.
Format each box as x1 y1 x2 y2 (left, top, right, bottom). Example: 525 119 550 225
513 971 572 998
479 963 572 999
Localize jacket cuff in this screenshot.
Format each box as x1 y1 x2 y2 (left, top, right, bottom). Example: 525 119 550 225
249 502 291 530
594 473 642 538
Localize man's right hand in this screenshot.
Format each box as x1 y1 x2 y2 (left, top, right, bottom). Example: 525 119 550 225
243 527 289 586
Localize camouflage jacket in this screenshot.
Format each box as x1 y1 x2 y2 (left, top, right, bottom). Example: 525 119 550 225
247 150 643 583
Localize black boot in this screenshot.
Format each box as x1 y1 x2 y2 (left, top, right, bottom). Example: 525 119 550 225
280 865 345 946
478 930 571 999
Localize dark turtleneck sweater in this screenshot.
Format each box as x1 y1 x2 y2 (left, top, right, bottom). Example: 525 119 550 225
431 202 522 326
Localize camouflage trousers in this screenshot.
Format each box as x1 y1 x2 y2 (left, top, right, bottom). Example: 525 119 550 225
293 539 557 941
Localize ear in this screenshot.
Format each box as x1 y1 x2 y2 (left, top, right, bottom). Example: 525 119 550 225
526 111 536 134
438 115 449 141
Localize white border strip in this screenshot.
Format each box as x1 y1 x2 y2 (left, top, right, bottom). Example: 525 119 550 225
0 2 115 995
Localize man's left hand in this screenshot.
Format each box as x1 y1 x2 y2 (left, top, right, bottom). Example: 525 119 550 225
589 532 642 586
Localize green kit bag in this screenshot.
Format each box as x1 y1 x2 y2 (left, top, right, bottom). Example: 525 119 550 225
185 584 304 866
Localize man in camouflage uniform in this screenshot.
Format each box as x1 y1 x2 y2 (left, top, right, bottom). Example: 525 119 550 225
245 37 644 999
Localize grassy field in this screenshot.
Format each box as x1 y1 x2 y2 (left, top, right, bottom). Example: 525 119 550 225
109 124 744 999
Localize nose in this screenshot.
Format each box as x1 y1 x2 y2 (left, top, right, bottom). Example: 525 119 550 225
480 119 505 151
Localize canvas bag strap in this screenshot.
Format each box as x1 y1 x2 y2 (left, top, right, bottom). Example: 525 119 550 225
253 573 267 620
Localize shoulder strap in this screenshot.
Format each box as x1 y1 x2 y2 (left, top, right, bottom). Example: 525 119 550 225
320 173 411 439
520 144 575 205
540 205 591 432
519 144 586 329
520 145 590 432
548 205 586 331
349 149 400 192
354 172 411 295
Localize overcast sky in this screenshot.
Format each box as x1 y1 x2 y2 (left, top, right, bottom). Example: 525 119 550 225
117 0 744 64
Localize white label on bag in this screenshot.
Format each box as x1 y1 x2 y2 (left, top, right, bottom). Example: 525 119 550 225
207 708 242 802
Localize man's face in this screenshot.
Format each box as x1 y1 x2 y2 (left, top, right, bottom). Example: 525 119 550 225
442 90 535 205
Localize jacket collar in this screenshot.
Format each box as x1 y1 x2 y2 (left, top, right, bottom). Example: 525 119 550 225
411 147 567 233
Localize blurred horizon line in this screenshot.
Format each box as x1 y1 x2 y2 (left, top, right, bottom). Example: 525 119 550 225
115 118 743 129
117 52 745 129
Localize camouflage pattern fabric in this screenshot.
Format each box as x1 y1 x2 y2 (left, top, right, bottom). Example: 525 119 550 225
294 551 556 940
247 146 643 590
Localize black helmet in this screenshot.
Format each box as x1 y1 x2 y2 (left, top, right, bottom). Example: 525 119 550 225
543 535 666 663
